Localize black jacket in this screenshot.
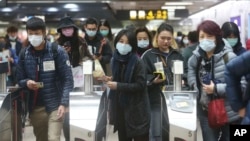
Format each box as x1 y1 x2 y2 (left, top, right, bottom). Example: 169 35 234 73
141 48 184 105
109 57 150 137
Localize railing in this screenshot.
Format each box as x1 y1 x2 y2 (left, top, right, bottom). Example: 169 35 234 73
0 88 26 141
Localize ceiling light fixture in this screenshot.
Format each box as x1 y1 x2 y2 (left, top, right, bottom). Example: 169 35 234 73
161 6 186 10
1 7 12 12
64 4 78 9
47 7 59 12
164 2 193 5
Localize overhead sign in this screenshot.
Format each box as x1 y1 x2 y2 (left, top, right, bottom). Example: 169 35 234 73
116 10 168 20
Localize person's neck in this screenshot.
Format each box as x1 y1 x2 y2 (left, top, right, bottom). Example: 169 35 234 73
206 50 214 59
159 47 169 53
34 41 45 51
88 36 95 40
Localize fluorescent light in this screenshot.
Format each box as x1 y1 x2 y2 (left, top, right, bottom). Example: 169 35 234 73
64 4 79 9
164 2 193 5
47 7 58 12
2 8 12 12
161 6 186 10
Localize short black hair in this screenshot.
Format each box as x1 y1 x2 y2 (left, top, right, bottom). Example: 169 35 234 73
187 30 198 43
7 26 18 33
26 17 46 31
85 17 98 26
114 29 137 53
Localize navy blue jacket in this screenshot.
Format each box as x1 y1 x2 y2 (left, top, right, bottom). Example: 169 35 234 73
225 51 250 120
16 41 73 113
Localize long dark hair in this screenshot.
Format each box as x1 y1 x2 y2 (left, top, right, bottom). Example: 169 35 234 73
221 22 241 47
114 29 137 53
98 19 113 41
57 28 80 67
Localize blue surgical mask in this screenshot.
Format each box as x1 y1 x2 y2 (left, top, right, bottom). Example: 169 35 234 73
137 40 149 48
86 29 97 37
199 39 216 52
227 38 238 47
100 30 109 37
116 42 132 55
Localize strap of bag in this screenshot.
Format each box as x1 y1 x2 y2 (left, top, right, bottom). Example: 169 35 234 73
159 55 167 68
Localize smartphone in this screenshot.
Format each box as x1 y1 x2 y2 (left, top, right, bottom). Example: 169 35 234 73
36 82 44 88
153 72 165 80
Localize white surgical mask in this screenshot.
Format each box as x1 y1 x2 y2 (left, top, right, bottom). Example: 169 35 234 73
183 39 189 45
116 42 132 55
86 29 97 37
199 39 216 52
28 35 44 47
9 36 17 41
137 40 149 48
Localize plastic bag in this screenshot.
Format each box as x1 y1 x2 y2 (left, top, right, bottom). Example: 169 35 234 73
93 59 105 78
72 66 84 88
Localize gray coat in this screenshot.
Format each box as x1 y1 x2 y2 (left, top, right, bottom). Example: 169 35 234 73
187 40 240 122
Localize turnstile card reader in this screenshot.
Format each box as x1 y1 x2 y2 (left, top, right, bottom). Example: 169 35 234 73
164 91 197 141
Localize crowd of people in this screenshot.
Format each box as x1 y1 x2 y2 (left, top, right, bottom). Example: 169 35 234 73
0 16 250 141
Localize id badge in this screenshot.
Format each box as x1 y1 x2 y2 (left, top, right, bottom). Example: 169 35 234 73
43 61 55 71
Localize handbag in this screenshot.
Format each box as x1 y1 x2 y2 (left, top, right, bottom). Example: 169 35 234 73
208 96 228 128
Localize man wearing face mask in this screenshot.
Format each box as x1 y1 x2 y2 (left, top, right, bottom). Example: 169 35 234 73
16 17 73 141
84 17 113 74
221 21 246 56
5 25 22 86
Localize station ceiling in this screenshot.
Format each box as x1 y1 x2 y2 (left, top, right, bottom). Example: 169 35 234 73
0 0 225 28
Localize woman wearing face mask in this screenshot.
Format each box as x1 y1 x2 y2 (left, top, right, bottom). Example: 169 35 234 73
98 19 113 43
103 29 150 141
56 16 93 141
98 19 113 75
221 21 246 56
187 20 239 141
57 16 93 68
141 23 184 141
135 26 152 57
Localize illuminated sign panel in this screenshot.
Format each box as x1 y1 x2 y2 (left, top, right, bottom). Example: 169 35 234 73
0 0 6 7
116 10 168 20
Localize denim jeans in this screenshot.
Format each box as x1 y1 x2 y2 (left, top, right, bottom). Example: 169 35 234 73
149 104 162 141
198 105 230 141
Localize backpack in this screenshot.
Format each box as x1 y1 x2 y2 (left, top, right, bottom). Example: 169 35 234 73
19 42 58 60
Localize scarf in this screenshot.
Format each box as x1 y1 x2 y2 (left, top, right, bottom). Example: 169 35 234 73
108 50 138 125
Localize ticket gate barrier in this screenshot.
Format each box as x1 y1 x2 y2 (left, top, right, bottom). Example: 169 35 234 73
163 91 197 141
70 89 108 141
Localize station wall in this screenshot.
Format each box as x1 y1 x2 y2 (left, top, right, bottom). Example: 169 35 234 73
185 0 250 47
